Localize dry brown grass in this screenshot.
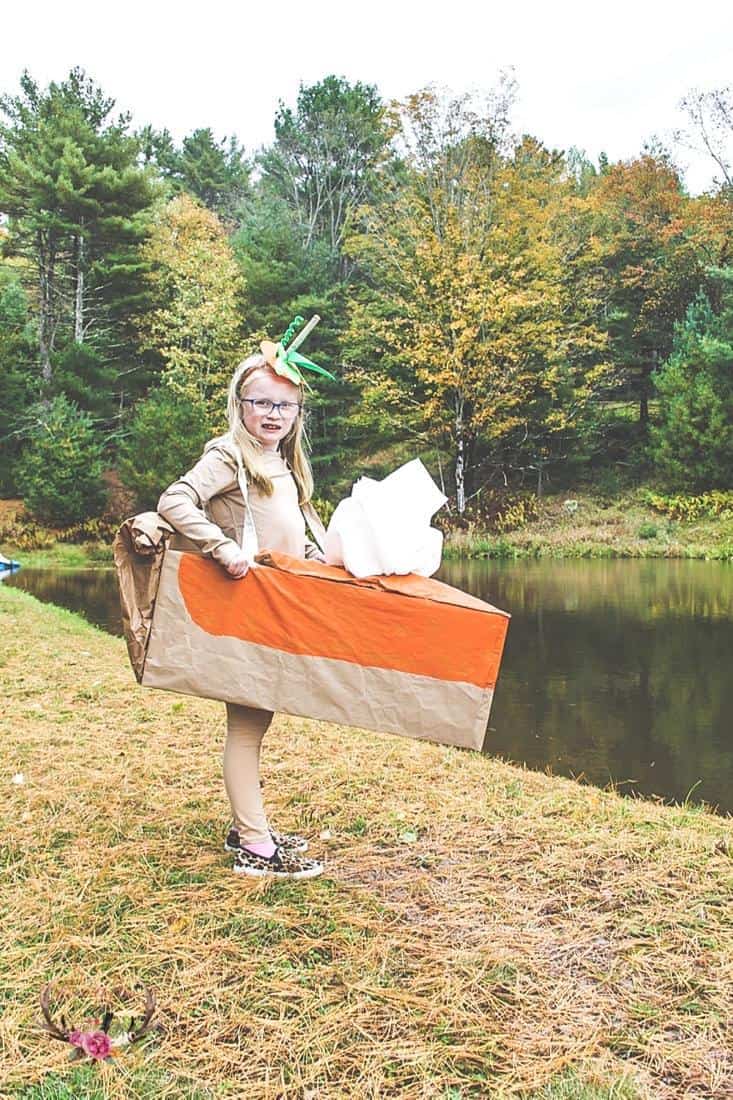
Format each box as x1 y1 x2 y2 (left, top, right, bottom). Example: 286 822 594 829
0 498 23 522
1 586 732 1099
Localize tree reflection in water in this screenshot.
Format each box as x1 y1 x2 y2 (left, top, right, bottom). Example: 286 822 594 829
4 567 124 637
440 558 733 813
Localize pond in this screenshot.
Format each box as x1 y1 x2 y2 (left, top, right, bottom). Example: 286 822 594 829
4 558 732 814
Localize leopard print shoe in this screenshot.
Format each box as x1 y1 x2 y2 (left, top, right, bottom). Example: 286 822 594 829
224 827 309 854
233 845 323 880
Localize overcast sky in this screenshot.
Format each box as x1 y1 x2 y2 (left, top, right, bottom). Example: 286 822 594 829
4 0 731 194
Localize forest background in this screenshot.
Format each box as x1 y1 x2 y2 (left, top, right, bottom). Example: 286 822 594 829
1 68 732 549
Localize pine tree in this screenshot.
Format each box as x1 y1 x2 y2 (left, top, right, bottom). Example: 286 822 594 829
179 128 249 222
259 75 390 277
650 273 733 489
0 267 37 494
16 394 108 523
0 68 156 394
136 126 250 222
117 384 211 510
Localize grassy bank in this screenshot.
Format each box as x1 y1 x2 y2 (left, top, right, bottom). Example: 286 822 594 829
2 587 732 1098
1 543 115 569
0 499 116 569
3 488 733 569
5 489 733 570
444 490 733 561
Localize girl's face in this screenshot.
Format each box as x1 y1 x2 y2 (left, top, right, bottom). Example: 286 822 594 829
239 369 302 452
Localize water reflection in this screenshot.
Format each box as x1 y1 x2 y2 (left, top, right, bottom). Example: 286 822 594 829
5 559 733 813
440 559 733 813
5 566 124 636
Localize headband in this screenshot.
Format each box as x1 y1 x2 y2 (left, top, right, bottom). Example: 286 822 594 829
260 315 336 388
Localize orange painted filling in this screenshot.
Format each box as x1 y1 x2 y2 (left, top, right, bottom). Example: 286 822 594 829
178 553 509 689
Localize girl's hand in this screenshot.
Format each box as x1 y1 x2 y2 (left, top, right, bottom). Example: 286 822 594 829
213 541 252 579
225 551 251 578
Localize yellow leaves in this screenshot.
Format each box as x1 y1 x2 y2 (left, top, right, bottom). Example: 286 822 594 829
139 194 245 417
344 98 614 481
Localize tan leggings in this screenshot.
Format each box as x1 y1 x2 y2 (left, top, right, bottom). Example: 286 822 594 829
223 703 274 845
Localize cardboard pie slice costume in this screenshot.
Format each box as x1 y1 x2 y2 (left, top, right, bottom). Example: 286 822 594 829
116 528 510 751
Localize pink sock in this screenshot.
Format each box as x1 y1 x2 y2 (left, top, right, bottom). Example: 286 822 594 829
243 839 277 859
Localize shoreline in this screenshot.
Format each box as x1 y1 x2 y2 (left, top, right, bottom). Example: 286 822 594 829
443 489 733 562
4 489 733 569
2 585 732 1097
443 539 733 561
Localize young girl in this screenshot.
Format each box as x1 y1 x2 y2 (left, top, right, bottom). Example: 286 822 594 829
157 351 327 880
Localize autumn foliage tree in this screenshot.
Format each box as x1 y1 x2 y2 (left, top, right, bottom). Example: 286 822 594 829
3 66 729 520
586 154 707 424
138 193 246 425
345 89 610 506
675 86 733 192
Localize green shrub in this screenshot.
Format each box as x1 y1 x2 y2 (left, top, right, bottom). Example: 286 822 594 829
495 495 539 532
16 395 108 525
594 466 622 500
637 522 658 540
436 490 539 535
0 512 56 550
118 385 212 510
641 489 733 521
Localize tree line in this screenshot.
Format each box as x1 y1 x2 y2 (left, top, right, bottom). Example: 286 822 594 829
1 67 731 525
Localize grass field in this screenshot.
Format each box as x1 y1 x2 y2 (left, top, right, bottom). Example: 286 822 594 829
1 586 732 1098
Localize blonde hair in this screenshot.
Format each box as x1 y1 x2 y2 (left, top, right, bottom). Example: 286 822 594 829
221 353 314 504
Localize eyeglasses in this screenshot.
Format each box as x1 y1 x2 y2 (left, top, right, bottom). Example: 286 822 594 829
240 397 302 418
